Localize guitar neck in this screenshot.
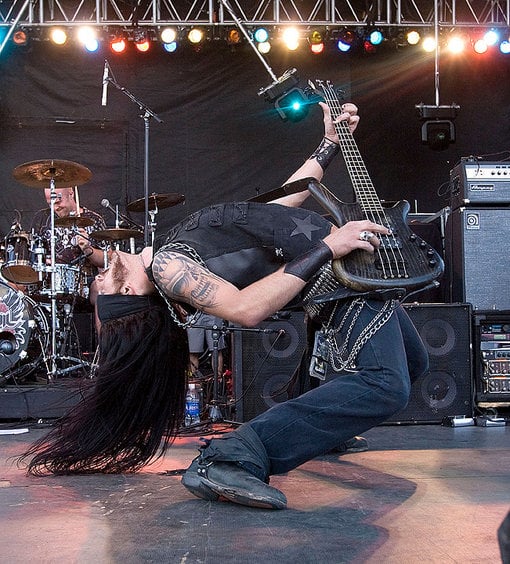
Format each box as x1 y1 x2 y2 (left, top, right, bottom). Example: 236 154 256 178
320 81 384 214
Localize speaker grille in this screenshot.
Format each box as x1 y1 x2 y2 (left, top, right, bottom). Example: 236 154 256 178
386 303 473 423
232 312 307 422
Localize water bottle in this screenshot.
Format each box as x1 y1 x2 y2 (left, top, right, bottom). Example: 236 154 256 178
184 383 201 426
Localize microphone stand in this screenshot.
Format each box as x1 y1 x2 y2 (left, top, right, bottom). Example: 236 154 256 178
104 71 163 247
189 322 284 424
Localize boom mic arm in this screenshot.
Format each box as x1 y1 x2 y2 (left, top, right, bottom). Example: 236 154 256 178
101 199 143 230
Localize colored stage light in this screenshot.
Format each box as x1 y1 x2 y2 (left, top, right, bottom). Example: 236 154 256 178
253 28 269 43
368 30 383 45
274 88 309 122
484 29 499 46
12 30 28 45
227 29 241 45
135 40 150 52
335 29 356 52
163 41 178 53
110 37 127 53
500 40 510 54
446 33 468 54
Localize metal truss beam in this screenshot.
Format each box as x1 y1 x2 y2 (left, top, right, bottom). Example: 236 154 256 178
1 0 509 29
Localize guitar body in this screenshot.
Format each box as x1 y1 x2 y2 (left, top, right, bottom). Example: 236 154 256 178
306 79 445 296
329 198 444 292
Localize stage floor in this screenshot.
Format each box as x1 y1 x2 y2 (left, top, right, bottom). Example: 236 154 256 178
0 421 509 563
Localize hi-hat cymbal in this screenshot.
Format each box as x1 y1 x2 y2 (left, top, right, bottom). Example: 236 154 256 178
91 228 143 241
55 216 94 228
13 159 92 188
127 193 185 212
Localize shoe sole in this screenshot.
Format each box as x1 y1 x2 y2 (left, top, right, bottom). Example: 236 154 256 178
181 472 220 502
203 479 287 510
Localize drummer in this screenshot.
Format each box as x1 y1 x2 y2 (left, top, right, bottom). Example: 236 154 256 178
31 186 106 269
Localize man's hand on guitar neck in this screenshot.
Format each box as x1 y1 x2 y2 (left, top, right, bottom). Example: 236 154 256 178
322 101 359 143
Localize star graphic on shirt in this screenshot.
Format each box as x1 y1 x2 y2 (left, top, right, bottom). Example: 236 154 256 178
290 215 322 240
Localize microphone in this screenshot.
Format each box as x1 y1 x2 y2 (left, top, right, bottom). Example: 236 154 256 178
101 60 109 107
101 199 143 230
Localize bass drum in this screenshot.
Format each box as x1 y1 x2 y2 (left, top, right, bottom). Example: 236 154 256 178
0 281 49 382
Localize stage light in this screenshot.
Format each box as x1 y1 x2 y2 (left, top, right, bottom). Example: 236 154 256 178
473 38 488 54
227 28 241 45
406 31 421 45
160 27 177 44
253 28 269 43
446 32 468 54
500 40 510 54
368 29 384 45
308 30 324 54
274 88 309 122
484 29 499 46
110 34 127 53
416 104 460 151
363 40 377 54
77 27 99 52
50 28 67 45
163 41 178 53
188 28 204 44
135 39 150 52
12 30 27 45
257 41 271 54
422 36 436 52
282 27 300 51
335 29 356 52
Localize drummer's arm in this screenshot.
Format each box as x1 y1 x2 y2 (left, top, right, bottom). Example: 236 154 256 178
77 229 105 268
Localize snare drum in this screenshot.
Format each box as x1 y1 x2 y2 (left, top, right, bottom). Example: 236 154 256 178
35 264 87 301
2 233 39 285
0 281 49 379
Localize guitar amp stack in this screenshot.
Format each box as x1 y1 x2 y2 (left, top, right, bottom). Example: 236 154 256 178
445 158 510 311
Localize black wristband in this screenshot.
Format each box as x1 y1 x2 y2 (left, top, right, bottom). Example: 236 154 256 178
310 137 340 171
284 240 333 282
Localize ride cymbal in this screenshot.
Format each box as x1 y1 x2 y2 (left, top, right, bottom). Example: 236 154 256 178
127 193 185 212
13 159 92 188
91 228 143 241
55 216 94 228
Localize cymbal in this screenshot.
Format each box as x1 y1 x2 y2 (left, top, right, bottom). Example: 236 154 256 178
127 193 185 212
13 159 92 188
55 216 94 228
91 228 143 241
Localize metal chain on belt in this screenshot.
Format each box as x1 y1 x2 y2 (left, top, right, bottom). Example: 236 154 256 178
152 241 207 329
323 297 397 372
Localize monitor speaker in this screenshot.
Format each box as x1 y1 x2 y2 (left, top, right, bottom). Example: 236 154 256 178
232 312 307 422
445 207 510 310
386 303 473 424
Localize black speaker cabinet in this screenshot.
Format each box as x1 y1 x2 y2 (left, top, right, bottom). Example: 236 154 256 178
445 207 510 311
386 303 473 424
232 312 307 422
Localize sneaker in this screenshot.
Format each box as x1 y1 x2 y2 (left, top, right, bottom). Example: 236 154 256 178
182 457 287 510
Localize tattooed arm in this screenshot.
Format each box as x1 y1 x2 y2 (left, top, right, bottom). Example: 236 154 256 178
151 217 385 327
151 251 307 327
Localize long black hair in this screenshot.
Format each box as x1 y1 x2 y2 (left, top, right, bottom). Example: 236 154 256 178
18 300 188 475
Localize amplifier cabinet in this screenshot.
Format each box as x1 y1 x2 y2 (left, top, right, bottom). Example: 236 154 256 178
450 160 510 209
445 207 510 311
473 310 510 406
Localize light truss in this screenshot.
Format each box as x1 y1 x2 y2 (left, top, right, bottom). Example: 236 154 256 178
0 0 509 29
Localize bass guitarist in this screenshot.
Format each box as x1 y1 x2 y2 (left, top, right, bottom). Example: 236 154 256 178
20 100 438 510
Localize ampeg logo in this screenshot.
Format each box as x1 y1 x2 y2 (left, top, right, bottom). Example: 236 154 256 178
465 211 480 230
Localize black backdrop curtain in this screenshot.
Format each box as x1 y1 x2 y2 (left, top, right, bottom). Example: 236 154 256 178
0 41 509 238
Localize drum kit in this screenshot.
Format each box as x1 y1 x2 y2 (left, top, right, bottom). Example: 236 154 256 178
0 158 185 384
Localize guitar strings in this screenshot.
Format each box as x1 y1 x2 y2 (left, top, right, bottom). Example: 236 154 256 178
319 80 409 282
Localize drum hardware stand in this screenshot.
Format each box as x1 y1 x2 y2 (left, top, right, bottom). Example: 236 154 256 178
103 61 163 247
